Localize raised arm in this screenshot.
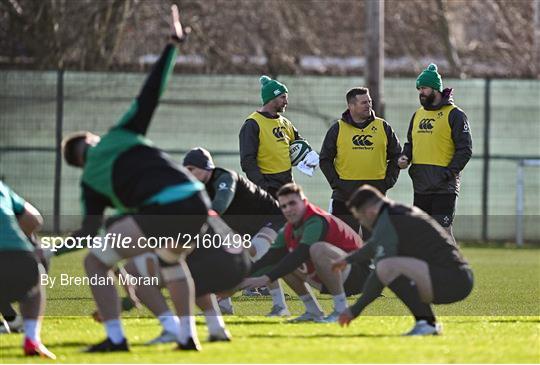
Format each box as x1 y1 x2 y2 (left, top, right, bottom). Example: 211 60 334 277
114 5 189 135
239 119 266 187
114 44 178 135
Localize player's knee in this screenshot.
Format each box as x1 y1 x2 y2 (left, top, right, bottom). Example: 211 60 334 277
88 245 122 268
133 253 159 278
309 241 327 259
251 233 272 261
155 248 182 264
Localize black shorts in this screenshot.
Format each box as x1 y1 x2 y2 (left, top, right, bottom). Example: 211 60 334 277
414 193 457 228
0 251 39 310
187 247 251 297
331 200 369 240
430 265 474 304
321 261 372 297
134 192 209 243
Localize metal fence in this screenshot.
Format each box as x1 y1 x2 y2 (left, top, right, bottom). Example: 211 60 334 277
1 71 539 242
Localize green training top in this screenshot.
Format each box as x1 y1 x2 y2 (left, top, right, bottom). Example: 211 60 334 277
0 181 33 252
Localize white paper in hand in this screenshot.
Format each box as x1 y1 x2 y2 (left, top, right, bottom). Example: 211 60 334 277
303 150 320 168
296 160 314 177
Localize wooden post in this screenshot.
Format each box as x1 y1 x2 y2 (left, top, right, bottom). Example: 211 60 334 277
534 0 539 78
365 0 385 117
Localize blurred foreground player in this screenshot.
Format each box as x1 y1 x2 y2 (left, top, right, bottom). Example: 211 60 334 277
183 147 289 316
121 212 251 344
0 181 55 359
333 185 473 335
62 6 208 352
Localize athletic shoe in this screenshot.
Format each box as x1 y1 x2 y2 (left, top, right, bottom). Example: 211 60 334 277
177 337 201 351
321 310 341 323
84 337 129 352
242 288 261 297
404 320 442 336
23 338 56 359
208 328 232 342
145 330 178 345
1 315 23 334
266 305 290 317
287 311 325 323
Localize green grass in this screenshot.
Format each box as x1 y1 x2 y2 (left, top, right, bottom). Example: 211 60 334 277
1 247 539 363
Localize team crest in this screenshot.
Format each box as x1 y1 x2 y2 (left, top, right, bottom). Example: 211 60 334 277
218 182 228 191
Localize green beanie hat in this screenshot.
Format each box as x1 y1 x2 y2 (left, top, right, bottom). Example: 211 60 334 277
416 63 443 92
260 75 288 105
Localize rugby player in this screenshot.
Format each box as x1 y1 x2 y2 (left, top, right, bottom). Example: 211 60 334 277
0 181 55 358
121 211 251 344
333 185 474 335
62 7 208 352
183 147 289 316
242 183 372 323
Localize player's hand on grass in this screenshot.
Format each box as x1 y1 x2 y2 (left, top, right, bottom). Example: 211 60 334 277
241 276 270 289
331 259 348 273
170 4 191 44
338 308 354 327
398 155 410 169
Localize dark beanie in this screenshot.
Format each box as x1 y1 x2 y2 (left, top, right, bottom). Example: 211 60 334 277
183 147 215 171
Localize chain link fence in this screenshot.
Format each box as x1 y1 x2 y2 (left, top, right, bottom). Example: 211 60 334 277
1 71 539 242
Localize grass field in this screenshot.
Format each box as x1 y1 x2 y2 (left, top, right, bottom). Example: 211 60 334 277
1 246 539 363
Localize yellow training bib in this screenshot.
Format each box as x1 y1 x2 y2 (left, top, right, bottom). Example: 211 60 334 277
335 118 387 180
248 112 295 174
411 105 456 166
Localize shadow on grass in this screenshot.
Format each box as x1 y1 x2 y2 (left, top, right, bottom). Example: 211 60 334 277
450 317 540 324
247 333 400 339
0 340 90 350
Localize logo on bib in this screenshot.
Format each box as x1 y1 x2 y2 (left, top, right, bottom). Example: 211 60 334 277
272 126 286 139
419 119 435 130
351 135 374 150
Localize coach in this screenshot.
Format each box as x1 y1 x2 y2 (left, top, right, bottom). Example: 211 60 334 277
320 87 401 234
398 64 472 245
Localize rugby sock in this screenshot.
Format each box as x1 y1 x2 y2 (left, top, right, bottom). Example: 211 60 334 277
270 287 287 308
388 276 436 325
251 235 271 261
158 311 180 336
23 319 39 341
332 293 348 313
300 294 321 314
204 310 226 335
104 319 125 344
178 315 197 344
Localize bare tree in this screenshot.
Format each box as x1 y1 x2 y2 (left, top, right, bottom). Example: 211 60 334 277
434 0 463 77
0 0 536 77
